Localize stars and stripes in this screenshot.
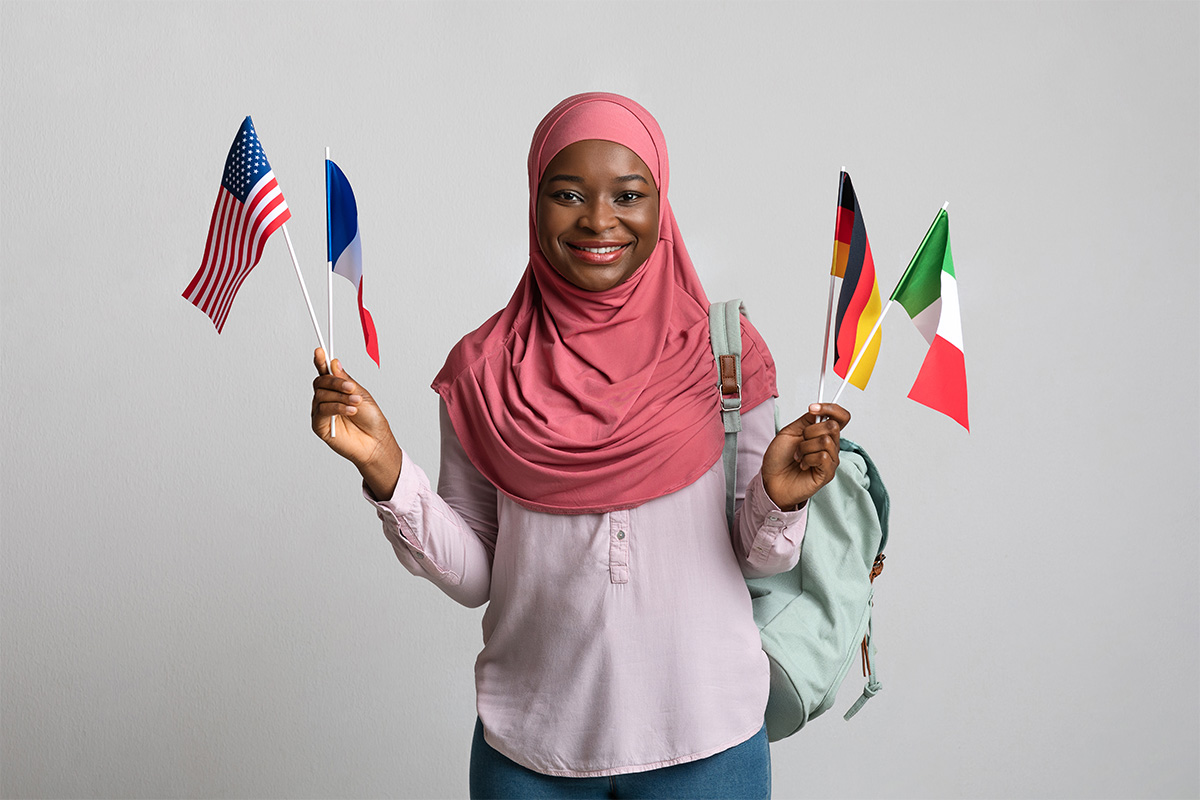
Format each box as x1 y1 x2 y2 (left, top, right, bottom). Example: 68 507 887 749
182 116 291 332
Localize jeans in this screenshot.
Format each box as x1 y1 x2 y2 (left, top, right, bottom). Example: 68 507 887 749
469 718 771 799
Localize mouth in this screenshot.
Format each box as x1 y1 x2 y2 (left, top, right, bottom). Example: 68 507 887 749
567 241 631 265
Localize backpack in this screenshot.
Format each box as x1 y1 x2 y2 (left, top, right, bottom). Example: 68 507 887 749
708 299 891 742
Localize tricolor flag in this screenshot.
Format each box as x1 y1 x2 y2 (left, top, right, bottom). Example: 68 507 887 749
326 160 379 366
892 208 969 430
183 117 291 332
831 172 883 389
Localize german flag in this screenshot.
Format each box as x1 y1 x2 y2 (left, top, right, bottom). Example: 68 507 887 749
831 172 882 389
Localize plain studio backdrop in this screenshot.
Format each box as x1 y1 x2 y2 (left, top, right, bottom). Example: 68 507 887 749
1 2 1196 798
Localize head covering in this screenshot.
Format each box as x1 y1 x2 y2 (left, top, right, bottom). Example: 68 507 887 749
432 92 777 514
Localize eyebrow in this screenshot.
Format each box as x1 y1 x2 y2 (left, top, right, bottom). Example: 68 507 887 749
544 173 651 186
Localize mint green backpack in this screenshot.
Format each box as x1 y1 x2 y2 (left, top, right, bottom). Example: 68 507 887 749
709 300 891 741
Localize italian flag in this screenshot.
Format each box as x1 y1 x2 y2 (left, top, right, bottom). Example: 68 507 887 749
891 208 969 431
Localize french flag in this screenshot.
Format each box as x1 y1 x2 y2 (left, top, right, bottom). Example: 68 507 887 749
327 159 380 366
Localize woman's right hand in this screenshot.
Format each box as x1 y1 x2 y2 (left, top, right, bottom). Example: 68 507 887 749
311 347 403 499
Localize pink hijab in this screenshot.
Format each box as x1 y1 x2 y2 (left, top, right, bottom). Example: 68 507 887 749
432 93 777 514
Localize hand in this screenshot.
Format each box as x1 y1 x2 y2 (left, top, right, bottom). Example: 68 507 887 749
311 347 403 498
760 403 851 510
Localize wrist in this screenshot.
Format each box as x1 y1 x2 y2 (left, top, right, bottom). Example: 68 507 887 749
360 438 403 500
762 475 802 512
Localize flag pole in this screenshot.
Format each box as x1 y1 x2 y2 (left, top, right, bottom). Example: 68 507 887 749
816 167 847 416
326 147 336 437
281 223 328 357
816 166 846 406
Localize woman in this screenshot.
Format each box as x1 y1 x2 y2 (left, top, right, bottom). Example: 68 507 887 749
310 93 850 799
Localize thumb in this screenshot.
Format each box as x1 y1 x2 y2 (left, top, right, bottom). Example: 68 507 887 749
330 359 366 398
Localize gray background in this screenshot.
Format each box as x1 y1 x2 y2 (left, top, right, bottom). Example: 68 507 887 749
2 1 1197 798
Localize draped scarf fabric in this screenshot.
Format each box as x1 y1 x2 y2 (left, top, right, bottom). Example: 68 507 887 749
432 93 777 514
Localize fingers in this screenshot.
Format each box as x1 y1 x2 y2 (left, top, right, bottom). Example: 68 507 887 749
311 356 367 434
313 350 355 382
791 435 840 470
312 388 363 417
312 359 364 396
806 402 851 429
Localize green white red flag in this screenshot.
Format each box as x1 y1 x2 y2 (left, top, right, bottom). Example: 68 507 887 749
891 208 969 430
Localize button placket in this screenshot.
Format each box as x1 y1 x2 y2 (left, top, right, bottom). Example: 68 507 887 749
609 509 630 584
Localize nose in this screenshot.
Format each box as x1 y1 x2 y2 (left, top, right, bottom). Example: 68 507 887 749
579 198 617 233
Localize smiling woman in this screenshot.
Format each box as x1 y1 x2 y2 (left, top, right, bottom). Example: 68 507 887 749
536 139 660 292
308 92 851 799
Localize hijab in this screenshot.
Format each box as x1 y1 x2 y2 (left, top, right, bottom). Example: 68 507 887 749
432 92 777 514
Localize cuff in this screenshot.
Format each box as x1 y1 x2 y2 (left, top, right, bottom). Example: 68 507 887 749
743 473 807 573
362 450 454 579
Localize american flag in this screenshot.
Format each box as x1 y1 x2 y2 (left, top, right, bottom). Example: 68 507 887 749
182 117 291 332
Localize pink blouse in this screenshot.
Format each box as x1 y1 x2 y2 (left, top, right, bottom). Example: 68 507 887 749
365 398 805 778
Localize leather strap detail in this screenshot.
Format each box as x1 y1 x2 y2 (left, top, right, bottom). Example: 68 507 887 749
719 355 740 397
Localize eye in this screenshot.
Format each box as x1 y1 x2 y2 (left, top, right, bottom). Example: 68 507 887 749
550 190 583 203
616 191 644 204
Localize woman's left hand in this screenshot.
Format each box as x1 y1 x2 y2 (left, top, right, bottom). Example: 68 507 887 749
761 403 852 510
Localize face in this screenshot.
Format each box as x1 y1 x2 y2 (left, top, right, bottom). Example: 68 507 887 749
536 139 660 292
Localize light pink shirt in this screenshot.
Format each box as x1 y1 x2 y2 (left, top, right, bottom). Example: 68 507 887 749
366 398 805 777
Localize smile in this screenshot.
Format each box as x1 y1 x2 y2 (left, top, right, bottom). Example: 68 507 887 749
569 243 629 254
566 241 632 266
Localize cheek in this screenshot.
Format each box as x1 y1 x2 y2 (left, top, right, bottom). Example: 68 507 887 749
635 206 660 254
535 205 556 253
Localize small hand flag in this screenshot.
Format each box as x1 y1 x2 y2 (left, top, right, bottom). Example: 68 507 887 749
892 207 969 430
327 159 379 366
831 171 883 390
183 117 291 332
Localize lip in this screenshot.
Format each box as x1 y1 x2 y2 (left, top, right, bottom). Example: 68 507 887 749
566 240 632 265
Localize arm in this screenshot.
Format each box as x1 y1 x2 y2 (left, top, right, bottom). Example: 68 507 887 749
310 348 495 607
730 398 808 579
733 399 850 578
364 438 496 608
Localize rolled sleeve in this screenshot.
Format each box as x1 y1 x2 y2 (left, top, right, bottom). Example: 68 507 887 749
737 471 807 578
363 448 493 608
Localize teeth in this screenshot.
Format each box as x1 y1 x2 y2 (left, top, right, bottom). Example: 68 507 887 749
576 245 624 254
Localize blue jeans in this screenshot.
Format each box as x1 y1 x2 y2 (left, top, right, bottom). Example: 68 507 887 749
469 718 771 799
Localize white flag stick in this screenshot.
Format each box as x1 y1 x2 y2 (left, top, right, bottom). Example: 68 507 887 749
831 299 895 405
816 167 846 416
326 147 336 438
817 277 836 404
280 222 332 436
281 223 328 357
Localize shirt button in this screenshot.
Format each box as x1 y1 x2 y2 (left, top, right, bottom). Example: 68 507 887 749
414 551 425 560
617 530 626 540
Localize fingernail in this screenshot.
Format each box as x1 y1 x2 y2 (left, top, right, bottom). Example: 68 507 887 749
809 403 821 413
343 382 354 392
348 394 362 404
345 406 357 415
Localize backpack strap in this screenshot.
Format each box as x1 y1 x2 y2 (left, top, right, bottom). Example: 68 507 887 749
844 608 883 720
839 438 890 720
708 300 745 530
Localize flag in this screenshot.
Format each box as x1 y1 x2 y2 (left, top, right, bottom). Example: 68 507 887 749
326 159 379 366
892 208 969 430
182 117 291 332
831 171 883 389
